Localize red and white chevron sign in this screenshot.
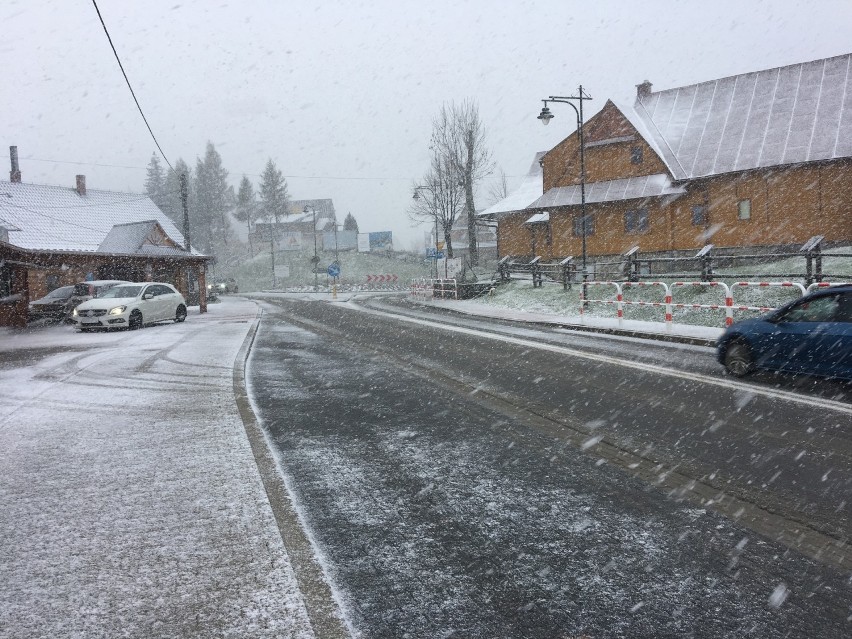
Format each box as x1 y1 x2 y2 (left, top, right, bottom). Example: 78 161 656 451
365 274 399 283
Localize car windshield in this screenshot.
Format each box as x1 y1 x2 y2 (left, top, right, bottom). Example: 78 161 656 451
98 285 143 299
43 286 74 300
778 295 840 322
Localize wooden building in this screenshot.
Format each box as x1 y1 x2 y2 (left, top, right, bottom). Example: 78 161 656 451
0 150 210 327
481 54 852 269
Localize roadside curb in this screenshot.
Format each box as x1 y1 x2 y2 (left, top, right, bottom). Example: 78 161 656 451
232 304 350 639
412 298 719 347
539 321 717 347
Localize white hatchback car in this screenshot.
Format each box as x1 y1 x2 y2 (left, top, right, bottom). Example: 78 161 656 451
72 282 187 331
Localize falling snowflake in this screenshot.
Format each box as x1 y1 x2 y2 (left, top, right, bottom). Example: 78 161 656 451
768 583 789 608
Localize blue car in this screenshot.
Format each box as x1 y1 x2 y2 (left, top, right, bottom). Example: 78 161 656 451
716 285 852 380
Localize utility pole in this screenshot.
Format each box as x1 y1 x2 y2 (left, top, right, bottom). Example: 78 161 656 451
180 173 191 251
179 172 197 305
270 236 276 288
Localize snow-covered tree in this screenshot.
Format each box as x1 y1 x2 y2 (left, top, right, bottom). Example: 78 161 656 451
259 159 290 226
144 154 167 213
194 142 232 254
234 176 257 256
343 212 359 233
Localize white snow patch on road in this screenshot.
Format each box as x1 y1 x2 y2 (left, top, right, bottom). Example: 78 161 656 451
0 301 315 638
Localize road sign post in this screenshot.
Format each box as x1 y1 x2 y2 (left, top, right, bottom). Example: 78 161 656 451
327 262 341 299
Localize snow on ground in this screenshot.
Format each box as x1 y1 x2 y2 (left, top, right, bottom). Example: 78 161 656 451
420 294 724 342
0 299 315 638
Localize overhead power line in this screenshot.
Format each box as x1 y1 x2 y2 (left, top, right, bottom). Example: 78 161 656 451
20 156 522 182
90 0 174 173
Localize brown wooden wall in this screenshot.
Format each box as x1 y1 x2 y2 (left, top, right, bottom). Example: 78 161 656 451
541 100 668 191
499 160 852 259
507 99 851 259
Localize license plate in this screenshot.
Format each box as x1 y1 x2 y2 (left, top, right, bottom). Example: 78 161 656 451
80 318 99 324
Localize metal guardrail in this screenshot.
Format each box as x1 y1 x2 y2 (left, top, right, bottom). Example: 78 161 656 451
498 255 577 291
621 236 850 285
409 278 459 300
579 279 848 328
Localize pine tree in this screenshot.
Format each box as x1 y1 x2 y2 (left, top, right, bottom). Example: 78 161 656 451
259 159 290 226
144 154 167 212
343 212 359 233
234 176 257 256
162 158 191 232
194 142 232 254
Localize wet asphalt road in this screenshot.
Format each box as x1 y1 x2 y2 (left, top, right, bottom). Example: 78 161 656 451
247 294 851 638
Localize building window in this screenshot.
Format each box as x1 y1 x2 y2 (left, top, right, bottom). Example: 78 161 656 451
624 208 649 234
630 146 643 164
738 199 751 220
691 205 708 226
46 274 61 291
0 264 11 298
573 214 595 237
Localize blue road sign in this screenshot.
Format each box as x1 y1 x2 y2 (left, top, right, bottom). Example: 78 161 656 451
436 251 445 259
327 262 341 277
426 247 437 258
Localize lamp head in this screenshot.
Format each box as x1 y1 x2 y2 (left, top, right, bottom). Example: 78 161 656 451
537 104 554 126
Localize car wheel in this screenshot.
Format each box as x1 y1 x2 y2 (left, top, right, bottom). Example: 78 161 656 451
724 340 754 377
174 304 187 323
129 310 143 330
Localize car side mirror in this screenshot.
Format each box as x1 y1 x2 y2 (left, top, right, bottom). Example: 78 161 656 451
143 293 154 300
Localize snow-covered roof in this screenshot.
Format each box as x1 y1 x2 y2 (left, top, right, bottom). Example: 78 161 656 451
628 53 852 180
529 173 686 209
282 198 336 230
289 198 336 219
477 152 545 218
524 212 550 224
0 180 196 254
98 220 189 256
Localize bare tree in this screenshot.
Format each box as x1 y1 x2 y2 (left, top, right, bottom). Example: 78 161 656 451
409 150 465 259
429 100 494 265
487 168 510 205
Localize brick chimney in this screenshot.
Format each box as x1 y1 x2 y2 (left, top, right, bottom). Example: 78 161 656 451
76 174 86 196
636 80 653 101
9 146 21 183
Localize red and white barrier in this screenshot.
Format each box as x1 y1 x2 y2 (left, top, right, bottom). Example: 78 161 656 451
433 279 458 300
367 274 399 284
670 281 733 326
581 281 622 325
806 282 852 293
622 281 672 331
729 282 806 320
409 278 432 299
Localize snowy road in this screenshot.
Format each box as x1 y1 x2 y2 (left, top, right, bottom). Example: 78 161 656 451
0 301 320 639
248 294 851 638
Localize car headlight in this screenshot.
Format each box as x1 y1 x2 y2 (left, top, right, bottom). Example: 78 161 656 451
108 305 127 316
72 308 79 317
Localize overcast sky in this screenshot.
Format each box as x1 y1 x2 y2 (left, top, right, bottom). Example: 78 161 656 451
2 0 850 249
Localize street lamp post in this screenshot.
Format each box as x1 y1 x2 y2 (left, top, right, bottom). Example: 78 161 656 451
537 86 592 298
413 185 440 278
303 205 319 287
